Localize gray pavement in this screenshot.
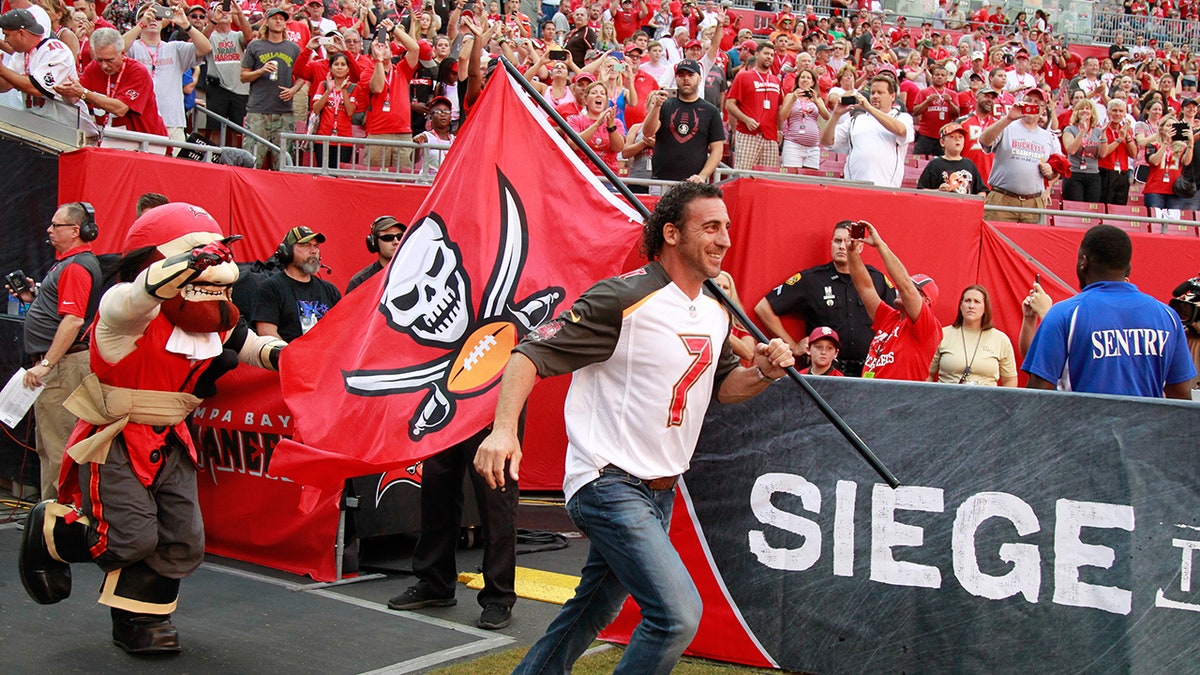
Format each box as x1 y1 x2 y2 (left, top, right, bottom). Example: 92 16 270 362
0 496 588 674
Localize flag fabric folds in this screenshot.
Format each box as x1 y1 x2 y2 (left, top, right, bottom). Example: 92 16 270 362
273 67 645 491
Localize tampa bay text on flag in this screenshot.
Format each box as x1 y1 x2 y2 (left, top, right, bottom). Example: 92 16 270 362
272 66 646 490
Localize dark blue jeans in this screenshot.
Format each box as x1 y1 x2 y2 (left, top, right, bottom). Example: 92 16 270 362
514 467 701 674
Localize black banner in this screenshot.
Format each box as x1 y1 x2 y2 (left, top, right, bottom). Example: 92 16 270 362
685 378 1200 673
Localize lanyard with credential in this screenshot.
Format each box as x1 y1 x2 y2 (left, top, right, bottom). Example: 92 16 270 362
138 40 159 74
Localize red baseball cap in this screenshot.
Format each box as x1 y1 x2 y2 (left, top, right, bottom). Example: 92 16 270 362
911 274 939 307
807 326 840 349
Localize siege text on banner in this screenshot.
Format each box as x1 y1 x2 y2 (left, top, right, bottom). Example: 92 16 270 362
604 378 1200 672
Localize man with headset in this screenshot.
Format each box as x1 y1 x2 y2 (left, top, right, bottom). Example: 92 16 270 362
253 226 341 341
4 202 102 501
346 215 406 294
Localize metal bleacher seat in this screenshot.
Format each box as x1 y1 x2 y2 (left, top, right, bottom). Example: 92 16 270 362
1052 212 1102 229
1061 199 1104 215
1102 204 1152 234
1161 210 1198 236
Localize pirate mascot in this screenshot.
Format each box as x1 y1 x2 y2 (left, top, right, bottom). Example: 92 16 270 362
18 203 286 654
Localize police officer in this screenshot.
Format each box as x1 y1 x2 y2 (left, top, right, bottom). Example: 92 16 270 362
6 202 102 500
754 220 895 377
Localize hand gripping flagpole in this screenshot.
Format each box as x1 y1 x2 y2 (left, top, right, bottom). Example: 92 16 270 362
501 58 900 488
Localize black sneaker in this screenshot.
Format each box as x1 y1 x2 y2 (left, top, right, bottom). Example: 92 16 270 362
477 603 511 630
387 586 456 611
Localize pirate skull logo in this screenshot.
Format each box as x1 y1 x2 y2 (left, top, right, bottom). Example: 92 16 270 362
380 217 471 346
343 172 564 440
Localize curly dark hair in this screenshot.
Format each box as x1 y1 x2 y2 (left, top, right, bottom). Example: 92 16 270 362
641 182 724 260
1080 224 1132 274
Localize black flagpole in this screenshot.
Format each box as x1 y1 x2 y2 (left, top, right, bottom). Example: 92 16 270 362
499 58 900 488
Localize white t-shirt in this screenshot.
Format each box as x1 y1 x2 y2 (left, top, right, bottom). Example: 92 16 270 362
826 107 915 188
4 37 96 138
127 39 199 128
1004 70 1035 92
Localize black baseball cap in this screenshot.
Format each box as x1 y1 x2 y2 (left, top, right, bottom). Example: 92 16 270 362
0 8 46 35
675 58 703 75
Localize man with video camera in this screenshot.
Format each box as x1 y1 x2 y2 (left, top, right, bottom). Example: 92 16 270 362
4 202 102 501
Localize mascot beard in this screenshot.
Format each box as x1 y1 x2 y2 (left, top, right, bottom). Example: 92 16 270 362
160 283 240 334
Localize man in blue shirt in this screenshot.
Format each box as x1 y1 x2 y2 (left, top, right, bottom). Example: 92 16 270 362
1023 225 1196 399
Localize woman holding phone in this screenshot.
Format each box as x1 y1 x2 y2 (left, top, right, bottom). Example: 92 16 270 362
309 52 358 169
566 81 625 176
928 285 1018 386
779 67 828 170
1143 114 1195 213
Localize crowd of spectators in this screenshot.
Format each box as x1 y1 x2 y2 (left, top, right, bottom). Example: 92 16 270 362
6 0 1200 210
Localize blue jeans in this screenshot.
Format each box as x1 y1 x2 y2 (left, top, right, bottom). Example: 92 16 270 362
514 467 701 675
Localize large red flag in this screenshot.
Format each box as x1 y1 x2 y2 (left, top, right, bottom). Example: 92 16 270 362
273 67 645 491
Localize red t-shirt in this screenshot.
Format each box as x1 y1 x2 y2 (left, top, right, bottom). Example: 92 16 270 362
55 245 96 319
311 81 355 137
863 301 941 381
359 58 416 134
79 58 167 136
612 8 644 42
913 85 958 138
1063 51 1082 80
957 89 976 114
286 21 311 49
1097 124 1133 172
800 365 844 376
960 113 996 184
567 112 625 174
728 67 781 140
624 70 659 128
1144 143 1185 195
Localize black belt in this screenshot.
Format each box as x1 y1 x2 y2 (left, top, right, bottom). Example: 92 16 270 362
601 464 679 491
31 343 89 365
990 187 1042 200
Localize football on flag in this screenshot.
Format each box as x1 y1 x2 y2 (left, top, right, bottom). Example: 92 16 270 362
447 321 518 394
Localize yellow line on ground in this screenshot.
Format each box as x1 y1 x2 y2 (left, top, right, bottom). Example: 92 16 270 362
458 566 579 605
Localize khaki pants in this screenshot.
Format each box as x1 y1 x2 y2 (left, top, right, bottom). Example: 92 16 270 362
366 132 414 171
985 190 1047 224
245 112 296 169
33 350 91 500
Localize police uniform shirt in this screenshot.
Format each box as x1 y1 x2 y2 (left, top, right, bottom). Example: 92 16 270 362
764 261 896 364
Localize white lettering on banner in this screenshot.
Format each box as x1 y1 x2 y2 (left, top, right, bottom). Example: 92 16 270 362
1154 536 1200 611
953 492 1041 602
871 485 944 589
749 472 822 571
1054 499 1134 615
1090 329 1172 359
747 474 1152 616
833 480 856 577
193 407 292 430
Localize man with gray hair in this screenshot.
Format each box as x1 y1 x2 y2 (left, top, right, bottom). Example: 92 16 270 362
663 25 689 65
55 26 168 136
4 202 101 501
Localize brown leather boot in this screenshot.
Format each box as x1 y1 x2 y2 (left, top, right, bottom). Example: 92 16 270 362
111 608 181 654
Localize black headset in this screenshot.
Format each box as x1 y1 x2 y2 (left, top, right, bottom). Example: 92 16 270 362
366 215 405 253
78 201 98 242
276 226 301 265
